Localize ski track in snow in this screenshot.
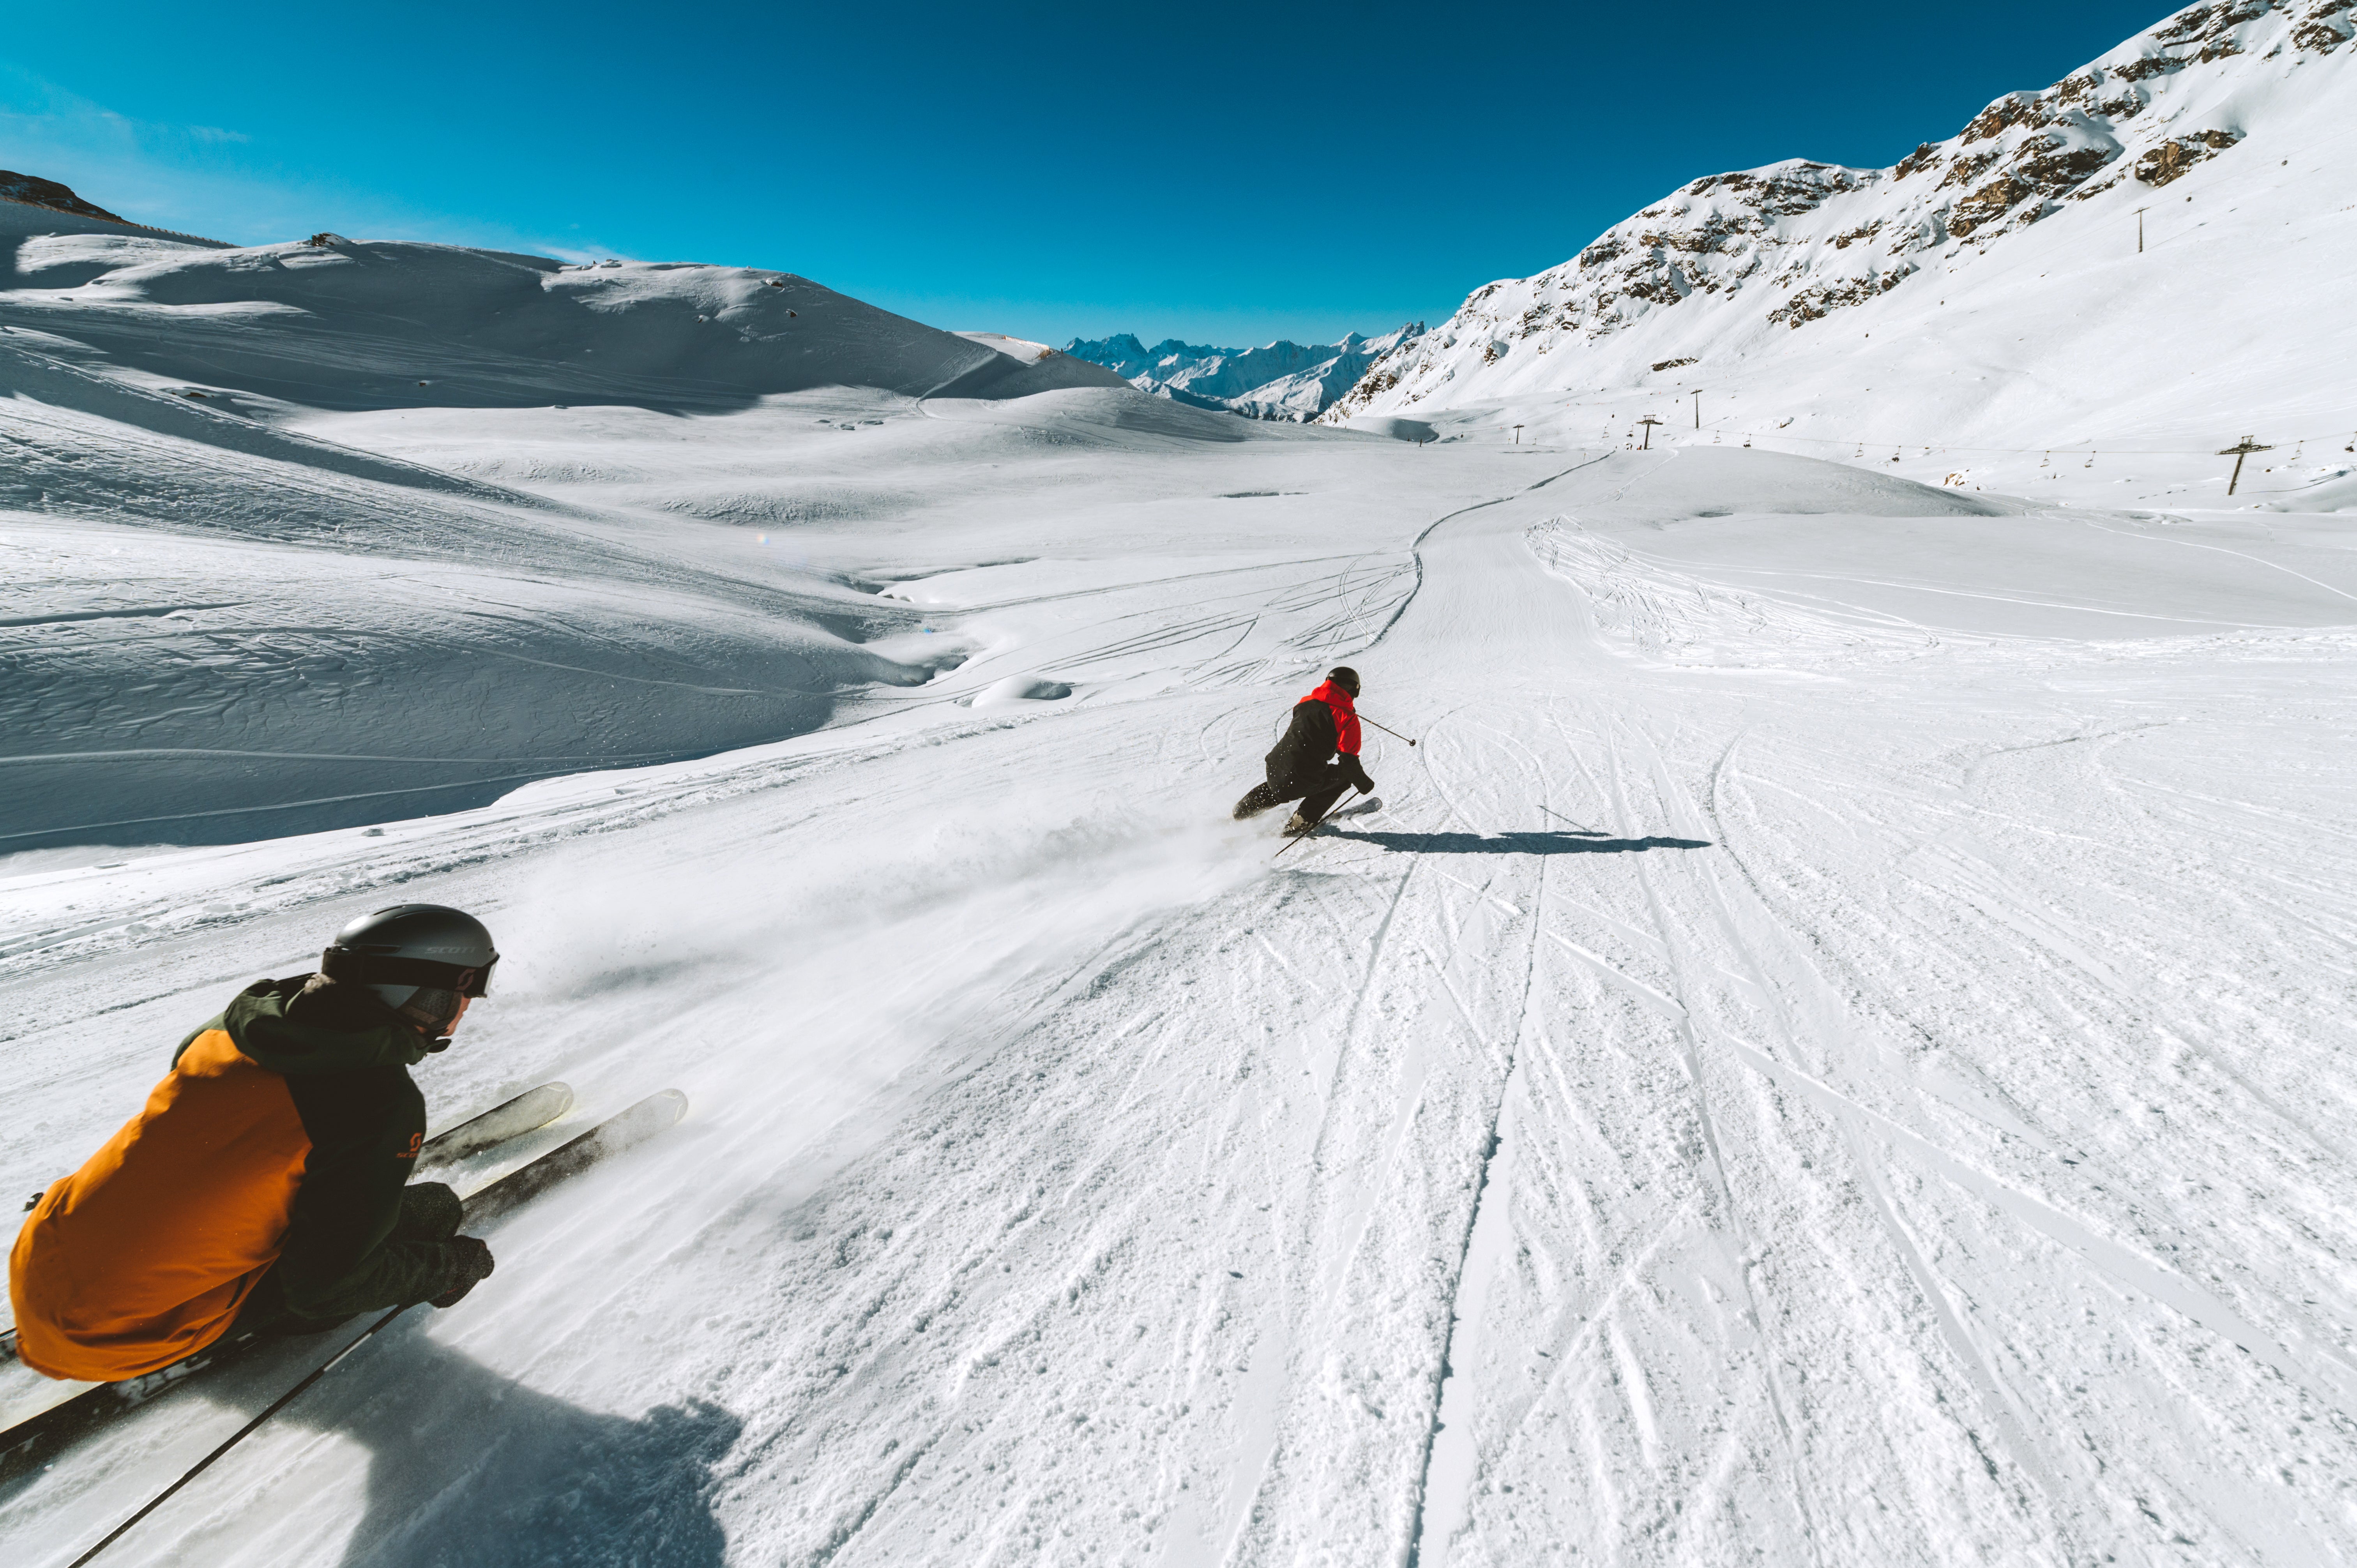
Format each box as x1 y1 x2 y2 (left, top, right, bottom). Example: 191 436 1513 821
3 381 2356 1568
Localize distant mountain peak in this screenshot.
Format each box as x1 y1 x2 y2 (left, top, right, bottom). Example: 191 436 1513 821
1065 323 1426 420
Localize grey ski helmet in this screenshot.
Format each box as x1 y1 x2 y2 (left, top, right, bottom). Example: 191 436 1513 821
321 904 498 1033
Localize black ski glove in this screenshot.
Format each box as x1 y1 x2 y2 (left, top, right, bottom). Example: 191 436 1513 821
428 1236 496 1308
1347 760 1375 794
399 1181 463 1243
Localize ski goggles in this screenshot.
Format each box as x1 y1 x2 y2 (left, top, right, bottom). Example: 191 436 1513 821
320 945 500 998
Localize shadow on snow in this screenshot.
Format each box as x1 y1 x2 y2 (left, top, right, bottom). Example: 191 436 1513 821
1326 830 1713 856
297 1323 741 1568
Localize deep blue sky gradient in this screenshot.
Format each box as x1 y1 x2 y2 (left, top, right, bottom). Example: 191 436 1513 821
3 1 2174 345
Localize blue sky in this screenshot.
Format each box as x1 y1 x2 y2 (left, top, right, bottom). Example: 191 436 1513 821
5 1 2173 347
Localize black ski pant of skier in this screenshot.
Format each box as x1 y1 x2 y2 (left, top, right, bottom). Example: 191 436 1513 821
233 1181 463 1337
1234 759 1357 826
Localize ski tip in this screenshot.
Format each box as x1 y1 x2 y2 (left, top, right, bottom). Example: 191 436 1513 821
638 1088 689 1127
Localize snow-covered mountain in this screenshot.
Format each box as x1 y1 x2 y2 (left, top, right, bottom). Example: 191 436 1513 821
0 196 1126 412
1067 325 1421 420
0 182 1143 848
1324 0 2355 486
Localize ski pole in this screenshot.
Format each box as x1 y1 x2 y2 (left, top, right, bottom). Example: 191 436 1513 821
67 1305 411 1568
1273 788 1360 860
1359 715 1419 747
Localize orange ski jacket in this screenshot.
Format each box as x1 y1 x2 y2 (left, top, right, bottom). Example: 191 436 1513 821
9 978 436 1381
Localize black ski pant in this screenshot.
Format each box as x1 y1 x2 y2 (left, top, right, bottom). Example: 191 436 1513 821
234 1181 464 1337
1234 759 1356 825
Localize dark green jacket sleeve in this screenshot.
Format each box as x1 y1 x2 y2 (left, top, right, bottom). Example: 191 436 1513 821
276 1067 447 1318
215 975 454 1321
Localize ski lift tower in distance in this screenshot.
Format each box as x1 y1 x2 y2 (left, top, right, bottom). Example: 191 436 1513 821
2217 434 2272 495
1638 416 1664 450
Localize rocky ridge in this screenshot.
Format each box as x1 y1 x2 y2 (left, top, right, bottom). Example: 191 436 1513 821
0 171 127 224
1324 0 2352 422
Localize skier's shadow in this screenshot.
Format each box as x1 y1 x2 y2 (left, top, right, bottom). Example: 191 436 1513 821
289 1320 740 1568
1327 829 1713 855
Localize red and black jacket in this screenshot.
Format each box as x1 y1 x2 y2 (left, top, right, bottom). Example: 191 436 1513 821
1264 679 1371 789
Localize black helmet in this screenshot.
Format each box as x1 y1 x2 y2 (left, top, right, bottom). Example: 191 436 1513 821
1327 666 1361 697
321 904 498 1031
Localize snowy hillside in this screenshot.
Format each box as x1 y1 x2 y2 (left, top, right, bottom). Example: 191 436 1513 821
0 187 1126 850
0 199 1127 412
10 420 2357 1567
8 118 2357 1568
1325 0 2357 501
1067 325 1421 420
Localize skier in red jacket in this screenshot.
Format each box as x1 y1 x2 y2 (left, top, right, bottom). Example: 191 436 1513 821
1232 667 1375 835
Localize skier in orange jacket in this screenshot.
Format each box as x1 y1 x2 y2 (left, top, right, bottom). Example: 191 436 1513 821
10 905 501 1382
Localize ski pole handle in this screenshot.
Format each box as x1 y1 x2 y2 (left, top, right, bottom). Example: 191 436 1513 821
1361 715 1419 747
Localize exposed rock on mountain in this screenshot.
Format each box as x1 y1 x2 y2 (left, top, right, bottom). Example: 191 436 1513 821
0 171 125 224
1325 0 2352 424
1067 325 1422 420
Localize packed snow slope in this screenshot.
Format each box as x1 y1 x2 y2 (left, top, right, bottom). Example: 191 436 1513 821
0 193 1131 849
1325 0 2357 503
5 364 2357 1568
1067 326 1422 420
